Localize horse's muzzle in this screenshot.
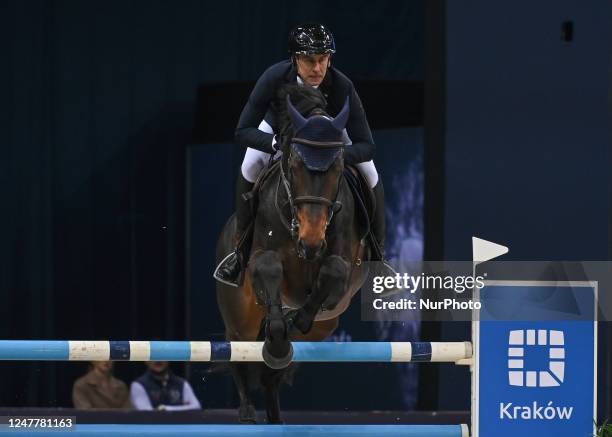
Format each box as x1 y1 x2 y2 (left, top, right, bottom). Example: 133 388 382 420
297 239 326 260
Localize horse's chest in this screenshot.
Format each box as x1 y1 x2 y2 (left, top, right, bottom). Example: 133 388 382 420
279 260 320 308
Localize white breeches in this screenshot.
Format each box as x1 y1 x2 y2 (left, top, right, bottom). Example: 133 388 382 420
240 120 379 188
241 147 274 183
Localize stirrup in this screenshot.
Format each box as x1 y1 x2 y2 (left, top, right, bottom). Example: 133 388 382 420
213 251 242 287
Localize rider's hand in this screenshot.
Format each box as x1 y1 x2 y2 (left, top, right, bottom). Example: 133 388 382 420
274 135 289 152
272 135 279 151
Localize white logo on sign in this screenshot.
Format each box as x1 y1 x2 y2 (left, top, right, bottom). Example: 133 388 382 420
507 329 565 387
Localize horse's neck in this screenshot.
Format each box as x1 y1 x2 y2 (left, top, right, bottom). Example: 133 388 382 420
257 164 288 222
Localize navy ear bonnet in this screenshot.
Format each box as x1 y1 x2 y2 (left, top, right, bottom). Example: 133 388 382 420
291 142 343 171
287 95 349 171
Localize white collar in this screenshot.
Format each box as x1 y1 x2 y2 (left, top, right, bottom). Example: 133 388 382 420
296 75 319 89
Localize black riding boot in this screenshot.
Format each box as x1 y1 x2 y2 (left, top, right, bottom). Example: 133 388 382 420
214 173 254 287
371 181 398 279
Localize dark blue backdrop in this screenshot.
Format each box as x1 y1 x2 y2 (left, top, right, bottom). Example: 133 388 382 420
440 0 611 411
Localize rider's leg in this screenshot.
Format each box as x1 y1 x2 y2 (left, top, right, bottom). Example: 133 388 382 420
371 179 386 261
354 160 379 189
355 161 397 276
354 160 386 259
214 148 268 286
241 147 270 185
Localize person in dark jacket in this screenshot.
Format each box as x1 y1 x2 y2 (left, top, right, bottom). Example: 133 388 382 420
130 361 201 411
214 23 392 287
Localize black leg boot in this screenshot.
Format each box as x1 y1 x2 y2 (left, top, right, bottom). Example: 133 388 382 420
371 181 399 280
214 173 254 287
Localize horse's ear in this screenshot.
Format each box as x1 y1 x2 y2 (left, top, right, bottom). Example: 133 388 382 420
332 96 350 131
286 94 307 132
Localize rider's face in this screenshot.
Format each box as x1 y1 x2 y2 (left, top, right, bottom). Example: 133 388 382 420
296 54 330 87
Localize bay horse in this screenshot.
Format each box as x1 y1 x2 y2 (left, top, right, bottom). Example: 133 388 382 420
215 85 369 423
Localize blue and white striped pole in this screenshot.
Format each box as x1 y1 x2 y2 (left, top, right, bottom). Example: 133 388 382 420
0 341 472 363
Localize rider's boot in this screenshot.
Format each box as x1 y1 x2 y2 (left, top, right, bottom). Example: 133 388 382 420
214 173 254 287
370 181 399 281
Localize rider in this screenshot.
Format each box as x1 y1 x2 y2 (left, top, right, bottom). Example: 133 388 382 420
214 23 392 287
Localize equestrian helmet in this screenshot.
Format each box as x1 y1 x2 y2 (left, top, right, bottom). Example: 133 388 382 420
288 23 336 56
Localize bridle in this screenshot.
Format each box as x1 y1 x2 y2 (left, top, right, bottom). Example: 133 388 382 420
275 140 343 257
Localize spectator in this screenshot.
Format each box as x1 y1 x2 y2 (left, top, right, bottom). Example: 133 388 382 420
130 361 201 411
72 361 131 409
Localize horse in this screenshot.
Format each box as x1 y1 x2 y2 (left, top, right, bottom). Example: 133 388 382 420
215 84 369 423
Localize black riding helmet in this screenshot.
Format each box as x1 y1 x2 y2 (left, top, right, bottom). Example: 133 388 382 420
288 23 336 56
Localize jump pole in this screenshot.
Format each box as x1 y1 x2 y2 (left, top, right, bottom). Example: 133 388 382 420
0 340 472 364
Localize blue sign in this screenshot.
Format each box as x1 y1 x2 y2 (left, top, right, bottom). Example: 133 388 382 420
475 282 597 437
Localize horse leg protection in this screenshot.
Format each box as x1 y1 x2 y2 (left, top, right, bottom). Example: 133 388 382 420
250 251 293 369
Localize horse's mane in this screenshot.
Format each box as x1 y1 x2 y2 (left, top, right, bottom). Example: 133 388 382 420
274 84 328 152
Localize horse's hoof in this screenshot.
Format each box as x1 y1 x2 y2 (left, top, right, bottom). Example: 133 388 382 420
262 342 293 369
238 404 257 424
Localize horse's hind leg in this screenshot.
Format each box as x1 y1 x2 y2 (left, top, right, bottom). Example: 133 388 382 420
250 250 293 369
229 363 257 423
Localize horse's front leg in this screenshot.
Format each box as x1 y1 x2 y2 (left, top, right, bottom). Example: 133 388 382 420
249 250 293 369
286 254 349 334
